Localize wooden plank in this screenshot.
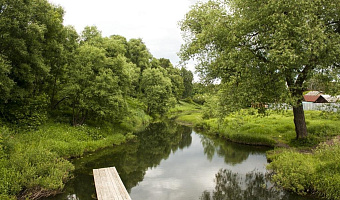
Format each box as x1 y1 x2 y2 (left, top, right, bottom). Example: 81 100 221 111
93 167 131 200
104 168 123 200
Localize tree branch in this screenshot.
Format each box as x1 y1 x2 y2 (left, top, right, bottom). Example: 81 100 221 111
53 96 69 109
295 65 312 87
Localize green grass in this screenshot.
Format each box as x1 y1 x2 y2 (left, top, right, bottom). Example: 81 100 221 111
171 103 340 199
267 140 340 200
168 101 203 125
174 107 340 147
0 122 136 199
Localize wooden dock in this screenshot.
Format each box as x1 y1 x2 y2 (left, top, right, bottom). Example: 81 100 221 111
93 167 131 200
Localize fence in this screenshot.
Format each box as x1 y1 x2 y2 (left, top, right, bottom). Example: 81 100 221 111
302 102 339 112
268 103 340 112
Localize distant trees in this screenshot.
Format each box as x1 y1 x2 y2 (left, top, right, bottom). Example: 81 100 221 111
141 68 173 117
0 0 194 127
181 67 193 99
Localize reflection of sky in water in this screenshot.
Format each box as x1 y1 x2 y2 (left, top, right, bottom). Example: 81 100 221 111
130 131 268 200
66 194 79 200
43 126 316 200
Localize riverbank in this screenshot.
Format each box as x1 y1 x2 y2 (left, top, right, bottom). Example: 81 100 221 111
170 101 340 199
0 121 145 200
171 101 340 147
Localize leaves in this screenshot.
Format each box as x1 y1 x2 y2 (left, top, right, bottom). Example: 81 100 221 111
180 0 340 138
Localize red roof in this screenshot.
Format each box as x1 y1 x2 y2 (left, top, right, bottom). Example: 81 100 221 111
304 95 320 102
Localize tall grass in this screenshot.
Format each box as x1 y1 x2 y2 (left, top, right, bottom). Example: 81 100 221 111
175 107 340 147
172 103 340 199
267 140 340 200
0 122 135 199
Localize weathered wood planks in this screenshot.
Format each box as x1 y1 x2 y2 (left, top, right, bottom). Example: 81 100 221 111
93 167 131 200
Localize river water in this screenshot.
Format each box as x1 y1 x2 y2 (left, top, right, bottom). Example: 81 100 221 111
44 122 317 200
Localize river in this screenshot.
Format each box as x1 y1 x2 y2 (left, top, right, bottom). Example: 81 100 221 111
44 122 317 200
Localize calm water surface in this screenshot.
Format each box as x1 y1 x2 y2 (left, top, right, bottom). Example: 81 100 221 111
44 122 317 200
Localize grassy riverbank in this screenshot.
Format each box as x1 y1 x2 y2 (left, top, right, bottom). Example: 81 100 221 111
172 102 340 147
267 139 340 200
171 101 340 199
0 120 146 200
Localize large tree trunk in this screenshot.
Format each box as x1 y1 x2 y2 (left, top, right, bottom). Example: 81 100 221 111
292 101 308 139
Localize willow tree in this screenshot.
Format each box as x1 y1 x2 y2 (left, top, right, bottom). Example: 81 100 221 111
180 0 340 139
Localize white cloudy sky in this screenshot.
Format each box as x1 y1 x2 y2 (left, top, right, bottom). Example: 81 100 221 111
48 0 203 75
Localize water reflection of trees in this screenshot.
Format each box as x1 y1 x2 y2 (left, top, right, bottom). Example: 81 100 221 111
200 135 267 165
54 121 192 199
119 122 192 191
200 169 306 200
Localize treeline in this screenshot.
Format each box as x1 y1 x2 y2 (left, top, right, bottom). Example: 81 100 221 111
0 0 193 127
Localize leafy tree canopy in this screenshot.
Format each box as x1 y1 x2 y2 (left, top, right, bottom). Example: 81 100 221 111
180 0 340 138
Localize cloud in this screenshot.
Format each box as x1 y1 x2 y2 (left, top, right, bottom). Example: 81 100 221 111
49 1 190 58
48 0 205 81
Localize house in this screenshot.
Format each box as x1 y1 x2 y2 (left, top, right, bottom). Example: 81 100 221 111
305 91 323 96
303 91 339 103
304 95 328 103
322 95 339 103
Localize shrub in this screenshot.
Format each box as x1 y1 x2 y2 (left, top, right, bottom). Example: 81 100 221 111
267 151 316 195
268 142 340 200
192 94 206 105
8 145 74 190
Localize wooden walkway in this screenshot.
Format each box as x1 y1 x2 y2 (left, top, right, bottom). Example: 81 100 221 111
93 167 131 200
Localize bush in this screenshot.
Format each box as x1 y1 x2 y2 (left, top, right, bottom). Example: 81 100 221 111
8 145 74 190
192 94 206 105
268 141 340 200
267 151 316 195
0 121 134 199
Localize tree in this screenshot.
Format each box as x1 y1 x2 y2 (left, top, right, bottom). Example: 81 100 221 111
180 0 340 139
0 0 69 125
157 58 184 101
62 44 126 125
180 67 193 99
47 26 79 109
127 38 152 73
0 55 14 103
141 68 174 117
80 26 103 46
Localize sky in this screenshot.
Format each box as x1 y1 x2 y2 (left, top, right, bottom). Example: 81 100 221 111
48 0 203 77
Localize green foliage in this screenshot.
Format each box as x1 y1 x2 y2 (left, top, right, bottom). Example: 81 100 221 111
2 94 49 128
192 94 207 105
180 0 340 138
62 43 128 125
0 0 72 125
0 121 135 199
0 126 75 198
0 0 192 198
0 56 14 102
268 150 316 195
141 68 174 117
180 67 193 99
175 106 340 147
268 141 340 199
127 38 152 72
202 95 220 118
120 98 152 132
1 0 183 127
